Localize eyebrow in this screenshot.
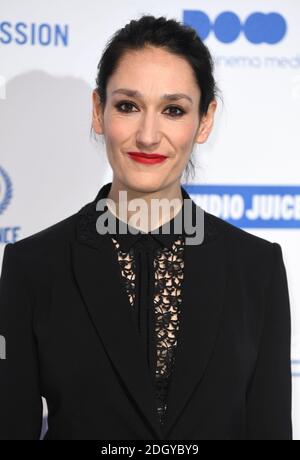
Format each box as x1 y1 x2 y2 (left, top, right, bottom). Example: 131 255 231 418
111 88 193 104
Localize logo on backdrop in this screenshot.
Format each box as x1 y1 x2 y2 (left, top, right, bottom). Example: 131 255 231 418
183 10 297 69
0 166 21 244
0 166 12 215
183 11 287 44
0 21 69 46
184 184 300 228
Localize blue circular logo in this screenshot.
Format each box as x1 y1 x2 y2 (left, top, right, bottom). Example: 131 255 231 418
183 10 287 44
214 12 242 44
0 166 13 215
244 12 287 44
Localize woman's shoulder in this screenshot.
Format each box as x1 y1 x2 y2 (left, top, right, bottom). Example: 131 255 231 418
203 209 278 259
5 203 88 268
13 212 78 250
204 211 284 292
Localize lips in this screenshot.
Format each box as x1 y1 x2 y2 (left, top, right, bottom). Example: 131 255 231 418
127 151 167 159
126 152 167 165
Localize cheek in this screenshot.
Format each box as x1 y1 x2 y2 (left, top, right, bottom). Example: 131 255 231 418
171 124 196 157
103 113 130 147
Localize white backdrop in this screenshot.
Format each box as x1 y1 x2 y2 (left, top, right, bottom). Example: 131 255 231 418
0 0 299 440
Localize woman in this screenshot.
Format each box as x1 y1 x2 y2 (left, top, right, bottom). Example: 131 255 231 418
0 15 292 440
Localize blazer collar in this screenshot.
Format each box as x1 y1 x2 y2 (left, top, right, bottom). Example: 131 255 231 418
76 181 220 252
72 182 228 440
94 182 197 253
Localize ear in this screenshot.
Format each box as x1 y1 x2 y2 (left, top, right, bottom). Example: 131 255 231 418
195 99 217 144
92 89 104 135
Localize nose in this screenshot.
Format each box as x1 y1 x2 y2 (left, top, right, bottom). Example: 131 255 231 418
135 111 161 148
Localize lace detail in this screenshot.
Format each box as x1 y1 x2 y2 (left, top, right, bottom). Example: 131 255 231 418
74 182 223 431
111 235 185 426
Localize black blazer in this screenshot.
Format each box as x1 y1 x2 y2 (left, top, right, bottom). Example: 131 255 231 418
0 183 293 440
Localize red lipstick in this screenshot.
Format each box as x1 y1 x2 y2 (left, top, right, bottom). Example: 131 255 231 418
127 151 167 165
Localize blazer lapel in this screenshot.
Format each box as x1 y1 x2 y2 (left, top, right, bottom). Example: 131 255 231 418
71 183 228 440
71 198 164 440
161 225 228 438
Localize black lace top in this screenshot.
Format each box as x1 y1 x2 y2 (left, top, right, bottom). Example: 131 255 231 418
107 205 185 427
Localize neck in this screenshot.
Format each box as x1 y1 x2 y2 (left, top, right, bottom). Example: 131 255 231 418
106 177 184 232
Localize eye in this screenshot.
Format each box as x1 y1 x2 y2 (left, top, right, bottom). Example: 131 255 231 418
114 101 137 113
114 100 186 118
164 105 186 118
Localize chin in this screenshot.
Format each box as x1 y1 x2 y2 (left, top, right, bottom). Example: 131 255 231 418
124 176 166 194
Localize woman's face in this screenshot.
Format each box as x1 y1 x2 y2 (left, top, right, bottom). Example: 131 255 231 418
92 46 217 193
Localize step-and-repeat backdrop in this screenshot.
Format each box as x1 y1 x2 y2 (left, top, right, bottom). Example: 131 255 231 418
1 0 300 439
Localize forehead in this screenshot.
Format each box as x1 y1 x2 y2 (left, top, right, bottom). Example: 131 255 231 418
106 47 200 97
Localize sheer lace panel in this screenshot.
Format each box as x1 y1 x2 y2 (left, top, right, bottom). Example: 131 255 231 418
111 235 185 426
